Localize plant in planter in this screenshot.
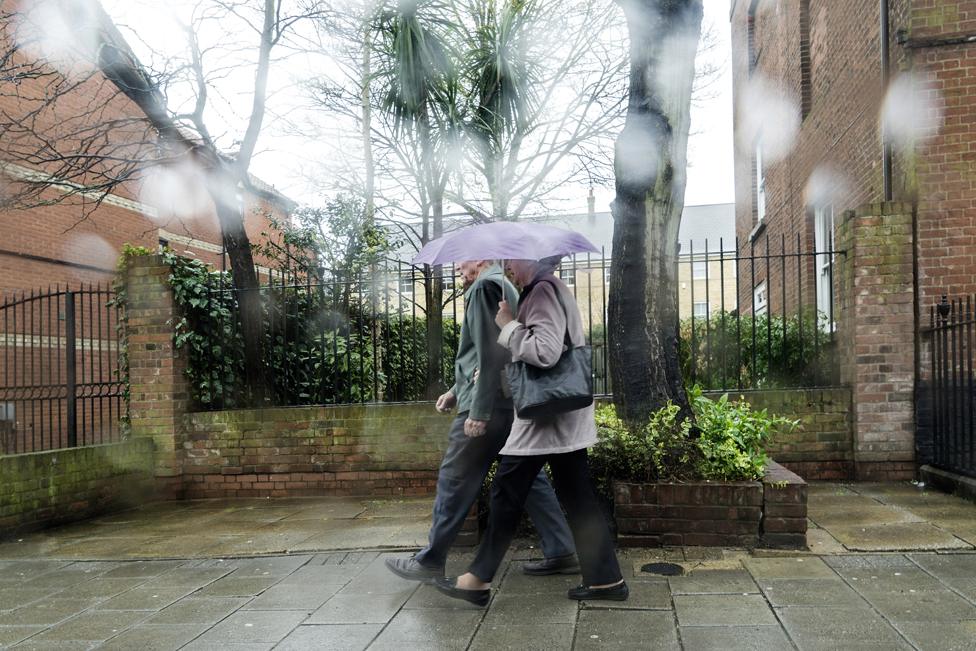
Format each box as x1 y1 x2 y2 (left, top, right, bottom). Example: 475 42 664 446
590 389 804 548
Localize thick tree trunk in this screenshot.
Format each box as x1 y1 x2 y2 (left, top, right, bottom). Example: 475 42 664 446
608 0 703 424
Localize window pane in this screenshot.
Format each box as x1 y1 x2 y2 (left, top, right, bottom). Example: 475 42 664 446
693 301 708 318
559 268 575 286
693 261 707 279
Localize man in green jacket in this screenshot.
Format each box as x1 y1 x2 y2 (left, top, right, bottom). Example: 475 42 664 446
386 260 577 581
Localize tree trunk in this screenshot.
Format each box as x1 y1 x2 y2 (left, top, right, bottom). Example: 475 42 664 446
361 27 384 400
210 168 266 405
425 192 445 399
608 0 703 424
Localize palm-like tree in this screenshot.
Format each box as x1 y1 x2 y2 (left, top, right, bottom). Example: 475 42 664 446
373 0 462 396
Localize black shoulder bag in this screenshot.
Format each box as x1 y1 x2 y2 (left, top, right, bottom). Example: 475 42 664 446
505 277 593 420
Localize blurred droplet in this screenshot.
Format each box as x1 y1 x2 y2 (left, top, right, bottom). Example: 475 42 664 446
737 75 799 164
881 72 944 147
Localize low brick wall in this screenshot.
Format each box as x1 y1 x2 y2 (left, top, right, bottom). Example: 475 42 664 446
707 388 854 480
182 403 453 498
0 439 155 537
613 461 807 549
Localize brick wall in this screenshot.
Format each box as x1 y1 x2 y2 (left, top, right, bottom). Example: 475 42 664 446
126 255 190 498
182 403 451 499
0 438 154 537
711 388 854 480
836 204 917 480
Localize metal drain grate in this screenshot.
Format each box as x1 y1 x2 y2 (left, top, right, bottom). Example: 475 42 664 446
640 562 684 576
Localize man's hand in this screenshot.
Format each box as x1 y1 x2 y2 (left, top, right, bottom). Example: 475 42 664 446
495 300 515 329
464 418 488 437
435 391 457 414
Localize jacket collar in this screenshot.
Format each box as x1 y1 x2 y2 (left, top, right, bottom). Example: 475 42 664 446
464 263 504 298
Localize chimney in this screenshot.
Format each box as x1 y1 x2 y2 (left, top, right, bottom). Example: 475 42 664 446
587 186 595 224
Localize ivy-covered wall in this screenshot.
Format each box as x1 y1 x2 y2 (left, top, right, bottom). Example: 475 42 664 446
0 439 155 537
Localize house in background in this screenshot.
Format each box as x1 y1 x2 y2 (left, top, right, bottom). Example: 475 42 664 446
730 0 976 480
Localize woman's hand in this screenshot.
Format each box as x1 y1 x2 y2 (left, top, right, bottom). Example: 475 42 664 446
464 418 488 437
495 300 514 329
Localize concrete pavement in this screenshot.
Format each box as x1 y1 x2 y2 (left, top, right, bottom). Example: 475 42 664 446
0 481 974 650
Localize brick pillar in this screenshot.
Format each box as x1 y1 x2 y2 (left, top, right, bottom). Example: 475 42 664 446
126 255 188 498
836 202 916 480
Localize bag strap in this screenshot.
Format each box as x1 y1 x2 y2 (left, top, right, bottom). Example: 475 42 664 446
530 275 574 349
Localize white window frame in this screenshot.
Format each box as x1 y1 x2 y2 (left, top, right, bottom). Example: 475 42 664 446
398 274 414 296
604 266 611 284
755 140 766 223
559 267 575 286
814 203 836 331
693 301 709 319
692 260 707 280
754 281 768 316
440 266 455 291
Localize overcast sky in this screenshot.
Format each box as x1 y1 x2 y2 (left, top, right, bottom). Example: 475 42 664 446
102 0 735 214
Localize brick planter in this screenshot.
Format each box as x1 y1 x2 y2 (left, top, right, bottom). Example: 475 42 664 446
613 461 807 549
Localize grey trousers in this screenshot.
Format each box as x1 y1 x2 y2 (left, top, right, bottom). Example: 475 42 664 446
413 408 575 569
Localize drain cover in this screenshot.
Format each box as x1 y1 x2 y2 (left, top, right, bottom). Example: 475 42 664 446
640 562 684 576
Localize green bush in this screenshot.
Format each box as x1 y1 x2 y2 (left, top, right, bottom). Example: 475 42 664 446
680 310 837 390
589 389 798 496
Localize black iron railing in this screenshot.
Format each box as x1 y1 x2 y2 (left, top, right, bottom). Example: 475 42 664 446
194 239 841 411
928 295 975 478
0 285 125 454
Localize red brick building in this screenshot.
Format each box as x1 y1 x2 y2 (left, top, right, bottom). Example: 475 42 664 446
730 0 976 479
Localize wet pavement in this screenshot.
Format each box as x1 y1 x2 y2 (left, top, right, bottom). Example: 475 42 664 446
0 481 973 650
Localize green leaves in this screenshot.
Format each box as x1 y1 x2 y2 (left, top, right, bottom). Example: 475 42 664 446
590 388 799 493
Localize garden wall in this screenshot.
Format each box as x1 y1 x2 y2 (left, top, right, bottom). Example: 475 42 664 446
713 388 854 480
0 438 155 536
182 403 451 498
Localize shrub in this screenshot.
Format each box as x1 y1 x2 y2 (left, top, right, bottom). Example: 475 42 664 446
589 389 798 495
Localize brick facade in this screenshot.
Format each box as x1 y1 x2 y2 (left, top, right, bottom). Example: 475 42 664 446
730 0 976 480
0 6 290 299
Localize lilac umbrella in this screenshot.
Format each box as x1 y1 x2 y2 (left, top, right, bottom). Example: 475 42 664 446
412 221 599 265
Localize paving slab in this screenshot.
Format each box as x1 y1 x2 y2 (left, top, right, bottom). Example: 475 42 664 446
898 619 976 651
0 626 45 647
828 522 973 551
240 582 343 611
93 586 193 611
574 609 679 650
367 608 482 651
98 623 211 651
776 606 912 650
910 551 976 578
22 610 146 644
144 597 251 625
669 569 759 594
273 624 383 651
673 594 778 627
402 584 486 610
468 622 574 651
483 590 579 625
678 625 793 651
743 556 836 579
193 576 282 597
859 588 976 622
0 598 101 627
306 592 413 624
757 578 865 607
184 609 306 646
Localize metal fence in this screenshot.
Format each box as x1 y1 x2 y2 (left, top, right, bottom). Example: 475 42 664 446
194 238 842 411
0 285 125 454
928 295 975 478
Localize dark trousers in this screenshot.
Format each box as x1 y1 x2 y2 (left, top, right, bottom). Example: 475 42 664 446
414 409 575 569
469 448 622 587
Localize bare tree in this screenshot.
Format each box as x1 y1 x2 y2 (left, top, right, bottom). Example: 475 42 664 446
0 0 327 403
608 0 703 423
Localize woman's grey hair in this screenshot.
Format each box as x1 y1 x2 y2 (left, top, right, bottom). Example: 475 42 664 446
537 255 563 274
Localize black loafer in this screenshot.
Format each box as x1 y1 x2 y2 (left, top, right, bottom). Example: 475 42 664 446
433 577 491 607
568 581 629 601
385 556 444 583
522 554 581 576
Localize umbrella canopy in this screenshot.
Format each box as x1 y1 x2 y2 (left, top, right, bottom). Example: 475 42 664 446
412 221 599 266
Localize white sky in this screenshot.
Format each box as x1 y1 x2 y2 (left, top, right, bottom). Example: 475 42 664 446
101 0 735 213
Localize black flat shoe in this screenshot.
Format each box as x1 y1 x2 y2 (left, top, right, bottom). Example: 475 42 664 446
568 581 629 601
433 577 491 607
522 554 581 576
385 556 444 583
